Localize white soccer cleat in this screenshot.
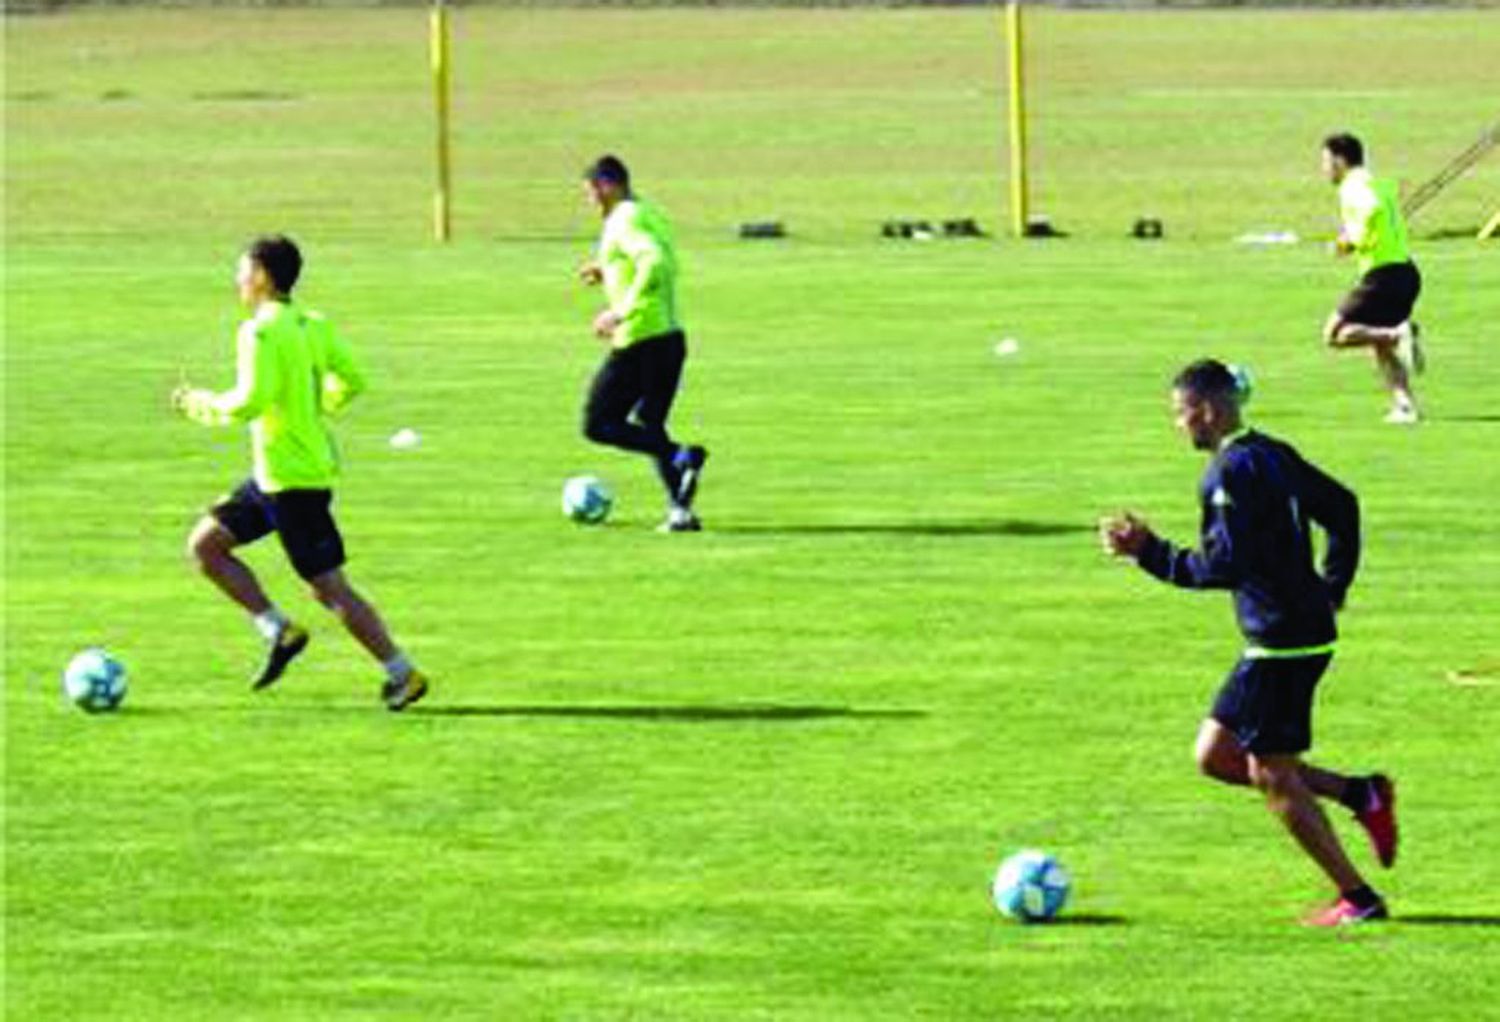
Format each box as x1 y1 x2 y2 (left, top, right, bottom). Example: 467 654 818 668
658 506 702 533
1383 404 1421 426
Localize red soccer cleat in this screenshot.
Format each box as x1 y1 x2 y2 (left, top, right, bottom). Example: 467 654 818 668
1354 774 1399 868
1303 896 1389 927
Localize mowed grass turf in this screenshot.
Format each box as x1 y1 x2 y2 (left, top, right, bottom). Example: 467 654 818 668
7 7 1500 1020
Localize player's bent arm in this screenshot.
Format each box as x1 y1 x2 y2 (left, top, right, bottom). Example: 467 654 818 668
320 324 367 415
614 233 665 320
1297 460 1361 600
1341 191 1377 250
1135 487 1245 590
1136 537 1238 590
179 327 276 425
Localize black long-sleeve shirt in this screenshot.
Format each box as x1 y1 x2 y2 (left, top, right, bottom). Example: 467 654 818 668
1135 429 1360 650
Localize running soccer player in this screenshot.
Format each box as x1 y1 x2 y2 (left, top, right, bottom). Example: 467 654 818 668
1100 359 1398 926
1321 133 1425 424
173 235 429 711
576 155 708 532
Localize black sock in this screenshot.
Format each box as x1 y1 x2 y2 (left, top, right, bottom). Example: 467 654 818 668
1341 884 1381 909
1339 776 1372 813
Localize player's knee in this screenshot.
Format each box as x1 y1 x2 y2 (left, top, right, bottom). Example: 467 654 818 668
186 521 226 568
1250 759 1300 798
307 569 355 611
582 412 610 444
1194 744 1222 780
307 577 341 609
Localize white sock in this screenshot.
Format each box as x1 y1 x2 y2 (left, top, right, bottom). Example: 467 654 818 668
383 652 413 682
252 608 290 642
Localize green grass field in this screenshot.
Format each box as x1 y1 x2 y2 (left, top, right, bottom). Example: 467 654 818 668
6 7 1500 1019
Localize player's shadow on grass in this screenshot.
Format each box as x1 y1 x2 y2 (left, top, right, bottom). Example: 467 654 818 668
1395 914 1500 927
1430 413 1500 424
719 519 1092 539
416 703 926 723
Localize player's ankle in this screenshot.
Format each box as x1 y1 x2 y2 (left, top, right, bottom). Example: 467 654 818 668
383 652 413 682
1339 776 1372 812
253 608 290 641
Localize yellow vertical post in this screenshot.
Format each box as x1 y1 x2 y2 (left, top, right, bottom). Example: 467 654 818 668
431 0 453 242
1005 0 1030 239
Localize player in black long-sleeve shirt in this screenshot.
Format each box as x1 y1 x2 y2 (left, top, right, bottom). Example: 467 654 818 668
1101 359 1399 926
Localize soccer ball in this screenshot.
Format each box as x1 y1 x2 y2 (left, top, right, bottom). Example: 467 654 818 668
991 849 1070 923
62 648 128 713
1229 363 1254 406
561 475 612 524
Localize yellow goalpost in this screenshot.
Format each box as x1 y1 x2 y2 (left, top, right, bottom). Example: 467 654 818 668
431 0 453 242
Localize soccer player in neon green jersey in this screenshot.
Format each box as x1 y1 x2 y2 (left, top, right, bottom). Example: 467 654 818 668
1320 133 1425 425
577 155 709 532
172 236 429 710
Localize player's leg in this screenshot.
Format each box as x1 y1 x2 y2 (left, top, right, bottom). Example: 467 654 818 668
1328 320 1418 422
1194 714 1380 822
1236 653 1387 921
1327 266 1421 421
189 481 309 687
582 345 659 456
633 331 707 527
305 568 426 710
1249 753 1385 923
276 490 427 710
307 569 396 661
187 515 273 615
1194 717 1251 786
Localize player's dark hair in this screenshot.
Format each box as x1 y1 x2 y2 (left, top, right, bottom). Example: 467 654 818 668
584 154 630 188
1174 359 1244 407
1323 133 1364 167
246 235 302 295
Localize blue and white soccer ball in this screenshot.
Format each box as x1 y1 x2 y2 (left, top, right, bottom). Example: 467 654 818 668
62 648 128 713
991 848 1071 923
561 475 613 524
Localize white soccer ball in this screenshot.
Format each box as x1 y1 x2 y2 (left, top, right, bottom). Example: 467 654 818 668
62 648 128 713
561 475 612 524
991 848 1070 923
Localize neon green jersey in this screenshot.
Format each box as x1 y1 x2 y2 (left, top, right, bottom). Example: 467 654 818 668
598 197 680 348
1338 167 1411 275
179 300 366 492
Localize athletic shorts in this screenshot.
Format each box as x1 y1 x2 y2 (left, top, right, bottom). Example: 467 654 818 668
585 329 687 430
1210 653 1332 756
211 479 346 581
1336 261 1421 328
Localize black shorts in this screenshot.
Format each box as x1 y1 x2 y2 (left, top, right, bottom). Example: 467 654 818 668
211 479 346 581
1336 261 1421 328
1210 653 1332 756
584 330 687 433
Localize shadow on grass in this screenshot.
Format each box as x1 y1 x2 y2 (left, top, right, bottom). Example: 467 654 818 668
414 703 927 723
718 519 1091 539
1420 226 1491 242
191 90 301 102
1430 414 1500 424
1394 914 1500 927
1046 913 1129 927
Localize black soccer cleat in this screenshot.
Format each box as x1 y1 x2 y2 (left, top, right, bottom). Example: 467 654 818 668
674 445 709 509
382 670 430 712
252 624 310 690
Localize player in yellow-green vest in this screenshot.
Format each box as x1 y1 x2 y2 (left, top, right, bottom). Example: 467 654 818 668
577 155 709 532
173 236 429 710
1320 133 1425 425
